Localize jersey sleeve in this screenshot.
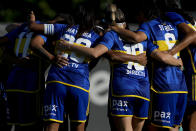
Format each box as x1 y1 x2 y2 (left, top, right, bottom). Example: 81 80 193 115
147 40 158 55
5 25 22 43
44 23 67 35
99 31 115 50
165 12 186 26
137 22 151 40
38 34 47 43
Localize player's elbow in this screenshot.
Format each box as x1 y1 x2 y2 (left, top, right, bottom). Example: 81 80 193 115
91 52 100 59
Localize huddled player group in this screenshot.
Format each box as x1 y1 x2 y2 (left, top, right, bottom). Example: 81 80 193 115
0 0 196 131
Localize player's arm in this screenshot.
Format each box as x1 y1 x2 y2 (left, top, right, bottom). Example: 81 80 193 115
150 49 182 66
110 25 147 43
56 39 109 59
28 11 44 33
166 12 196 55
106 51 147 66
169 23 196 55
30 35 68 67
30 35 55 61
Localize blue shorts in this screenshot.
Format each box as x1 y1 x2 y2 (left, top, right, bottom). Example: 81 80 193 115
44 82 89 123
6 92 40 125
108 96 149 119
151 92 187 128
6 66 41 125
184 73 196 106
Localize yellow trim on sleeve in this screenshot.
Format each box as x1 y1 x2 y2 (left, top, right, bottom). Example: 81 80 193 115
43 118 63 123
46 81 89 93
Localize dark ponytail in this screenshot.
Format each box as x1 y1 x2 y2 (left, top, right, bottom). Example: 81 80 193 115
74 6 95 38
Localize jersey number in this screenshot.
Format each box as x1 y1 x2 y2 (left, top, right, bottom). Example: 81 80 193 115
123 43 144 70
58 34 92 63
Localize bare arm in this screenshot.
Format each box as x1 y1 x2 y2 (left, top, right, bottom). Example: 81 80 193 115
107 51 147 66
110 25 147 43
151 49 182 66
56 39 109 59
31 35 68 67
28 11 45 33
169 23 196 55
31 35 55 61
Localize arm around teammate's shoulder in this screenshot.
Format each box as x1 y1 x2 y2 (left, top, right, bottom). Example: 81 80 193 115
110 25 147 43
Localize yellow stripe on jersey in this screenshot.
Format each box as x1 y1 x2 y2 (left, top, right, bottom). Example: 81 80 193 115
154 40 180 57
110 113 133 117
187 48 196 73
151 123 172 129
86 96 90 116
46 81 89 93
112 94 150 101
70 120 86 123
133 116 148 119
188 24 196 31
192 75 194 101
6 89 40 93
195 75 196 101
151 87 188 94
43 118 63 123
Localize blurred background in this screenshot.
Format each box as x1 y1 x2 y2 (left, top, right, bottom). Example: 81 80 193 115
0 0 196 131
0 0 195 23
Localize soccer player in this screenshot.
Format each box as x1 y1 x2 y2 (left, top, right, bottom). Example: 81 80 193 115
0 11 73 131
28 6 103 131
55 5 184 131
0 16 44 131
108 1 191 131
164 8 196 131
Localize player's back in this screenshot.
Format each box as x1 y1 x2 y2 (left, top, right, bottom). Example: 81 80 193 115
140 18 187 93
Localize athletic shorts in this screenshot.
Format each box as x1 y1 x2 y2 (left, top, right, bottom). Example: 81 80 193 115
185 73 196 106
6 92 40 125
108 96 149 119
6 67 41 125
43 82 89 123
151 92 187 128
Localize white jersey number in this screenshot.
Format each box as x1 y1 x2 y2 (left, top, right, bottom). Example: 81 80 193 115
59 34 92 63
123 43 144 70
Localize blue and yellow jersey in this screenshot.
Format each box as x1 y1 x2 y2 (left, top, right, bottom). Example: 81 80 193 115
167 12 196 101
5 23 36 58
138 18 187 93
44 24 100 91
5 22 44 93
99 31 156 100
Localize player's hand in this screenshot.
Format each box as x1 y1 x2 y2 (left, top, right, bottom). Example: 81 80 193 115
56 39 70 51
54 54 69 68
178 58 184 70
28 11 35 23
136 53 147 66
